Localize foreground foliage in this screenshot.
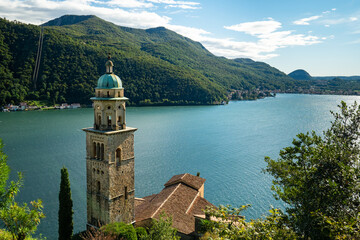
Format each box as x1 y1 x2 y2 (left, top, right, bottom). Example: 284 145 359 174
0 140 45 240
0 200 45 240
201 101 360 239
199 205 296 240
145 213 179 240
264 101 360 239
80 213 179 240
58 167 74 240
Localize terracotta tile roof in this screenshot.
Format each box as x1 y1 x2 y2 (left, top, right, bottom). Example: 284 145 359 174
164 173 206 190
135 173 214 235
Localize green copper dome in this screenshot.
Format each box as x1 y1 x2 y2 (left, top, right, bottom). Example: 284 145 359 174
97 73 122 89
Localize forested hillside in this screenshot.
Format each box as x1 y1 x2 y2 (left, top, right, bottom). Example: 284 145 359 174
0 15 299 105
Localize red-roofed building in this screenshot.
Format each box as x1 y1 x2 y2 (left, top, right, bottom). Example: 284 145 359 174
135 173 214 239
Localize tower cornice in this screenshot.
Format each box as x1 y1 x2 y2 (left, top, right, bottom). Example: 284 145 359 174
82 127 137 135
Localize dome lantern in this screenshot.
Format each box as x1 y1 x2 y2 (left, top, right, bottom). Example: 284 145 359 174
96 53 123 89
105 53 114 74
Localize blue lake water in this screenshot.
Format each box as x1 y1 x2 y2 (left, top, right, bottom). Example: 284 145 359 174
0 93 360 239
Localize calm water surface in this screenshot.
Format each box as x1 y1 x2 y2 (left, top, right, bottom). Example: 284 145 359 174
1 94 359 239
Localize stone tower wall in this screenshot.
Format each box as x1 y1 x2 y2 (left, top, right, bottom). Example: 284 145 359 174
84 127 136 226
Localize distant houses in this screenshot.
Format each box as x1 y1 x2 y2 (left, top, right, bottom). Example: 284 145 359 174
2 102 82 112
56 103 81 109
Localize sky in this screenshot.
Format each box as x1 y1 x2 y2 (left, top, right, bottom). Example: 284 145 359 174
0 0 359 76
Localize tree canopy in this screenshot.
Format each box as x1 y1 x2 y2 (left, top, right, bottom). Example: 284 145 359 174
0 140 45 240
58 167 73 240
264 101 360 239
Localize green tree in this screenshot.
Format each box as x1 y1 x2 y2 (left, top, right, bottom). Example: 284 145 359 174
0 140 22 209
0 139 45 240
146 212 180 240
264 101 360 239
58 167 74 240
199 205 296 240
0 200 45 240
100 222 137 240
135 227 148 240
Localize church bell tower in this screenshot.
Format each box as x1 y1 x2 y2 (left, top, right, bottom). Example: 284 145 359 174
83 55 137 227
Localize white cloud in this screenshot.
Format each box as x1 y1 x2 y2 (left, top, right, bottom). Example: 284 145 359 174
107 0 153 8
0 0 171 27
220 19 321 60
224 18 281 35
321 17 359 25
147 0 199 5
166 4 199 9
146 0 200 9
293 8 338 26
166 24 210 39
293 15 321 25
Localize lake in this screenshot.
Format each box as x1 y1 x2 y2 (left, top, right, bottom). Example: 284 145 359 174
0 93 359 239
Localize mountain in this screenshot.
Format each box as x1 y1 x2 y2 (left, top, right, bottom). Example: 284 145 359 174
288 69 312 80
313 76 360 81
42 15 94 26
0 15 299 106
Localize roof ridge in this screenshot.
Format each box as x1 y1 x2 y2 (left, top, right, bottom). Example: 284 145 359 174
185 192 200 214
151 184 181 218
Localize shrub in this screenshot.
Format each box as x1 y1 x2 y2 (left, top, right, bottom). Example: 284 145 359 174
100 222 137 240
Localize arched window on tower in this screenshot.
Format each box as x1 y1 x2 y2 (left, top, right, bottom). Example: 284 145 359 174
107 91 110 98
93 142 96 158
96 143 100 160
101 144 104 160
107 116 111 128
118 92 120 97
116 148 121 165
98 115 101 129
118 116 122 129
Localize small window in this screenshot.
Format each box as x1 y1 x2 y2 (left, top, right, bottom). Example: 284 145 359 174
97 181 101 193
107 106 111 110
107 116 111 127
107 91 110 97
116 148 121 163
101 144 104 160
96 143 100 159
118 92 120 97
97 91 100 97
93 142 96 158
125 186 128 200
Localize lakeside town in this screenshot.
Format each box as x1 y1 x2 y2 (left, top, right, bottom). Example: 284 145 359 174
1 102 82 112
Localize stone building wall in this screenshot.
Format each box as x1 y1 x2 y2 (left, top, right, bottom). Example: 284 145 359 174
84 127 137 226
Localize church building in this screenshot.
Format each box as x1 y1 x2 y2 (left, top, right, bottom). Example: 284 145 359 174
83 55 214 238
83 55 137 227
